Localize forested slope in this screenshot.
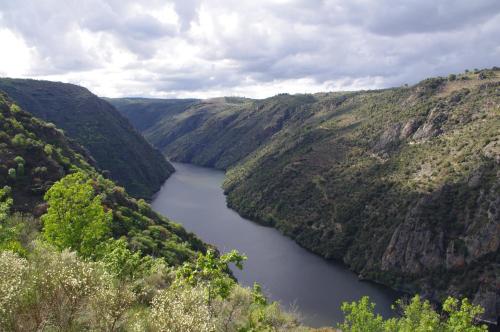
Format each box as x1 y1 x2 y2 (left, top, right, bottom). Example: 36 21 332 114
0 91 311 331
0 92 205 263
115 68 500 324
0 79 174 198
106 97 199 131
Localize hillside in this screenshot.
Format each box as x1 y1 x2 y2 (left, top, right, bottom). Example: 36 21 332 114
0 91 316 332
0 79 174 198
0 92 206 264
115 68 500 324
0 91 339 332
106 97 199 132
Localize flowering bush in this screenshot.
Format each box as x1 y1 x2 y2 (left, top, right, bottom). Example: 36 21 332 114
0 251 27 326
151 284 215 332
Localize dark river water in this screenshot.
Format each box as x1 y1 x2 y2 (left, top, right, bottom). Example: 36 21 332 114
152 162 399 327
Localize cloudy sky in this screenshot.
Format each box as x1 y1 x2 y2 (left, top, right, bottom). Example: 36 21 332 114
0 0 499 98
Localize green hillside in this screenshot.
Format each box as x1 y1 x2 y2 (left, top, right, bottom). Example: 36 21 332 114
0 79 174 199
106 97 199 131
0 84 491 331
115 68 500 323
0 91 312 332
0 92 205 263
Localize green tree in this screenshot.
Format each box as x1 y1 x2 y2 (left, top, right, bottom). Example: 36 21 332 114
0 187 26 255
177 249 246 304
339 295 487 332
442 297 487 332
42 172 111 257
339 296 384 332
11 134 27 147
13 156 24 165
97 238 160 281
0 186 12 222
16 163 24 176
44 144 53 156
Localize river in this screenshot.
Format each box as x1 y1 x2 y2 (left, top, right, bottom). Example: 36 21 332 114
152 162 399 327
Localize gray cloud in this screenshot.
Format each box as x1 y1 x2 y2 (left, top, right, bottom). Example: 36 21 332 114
0 0 498 98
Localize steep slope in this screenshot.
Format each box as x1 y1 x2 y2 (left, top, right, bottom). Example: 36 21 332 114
118 68 500 323
0 92 206 265
0 79 174 198
106 97 199 132
111 96 296 169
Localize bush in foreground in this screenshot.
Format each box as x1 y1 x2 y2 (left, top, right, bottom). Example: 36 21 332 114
339 295 487 332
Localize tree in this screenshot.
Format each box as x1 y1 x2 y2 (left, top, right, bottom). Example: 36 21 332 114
177 249 246 305
339 296 384 332
44 144 53 156
42 172 111 257
339 295 487 332
0 186 12 222
97 238 159 281
13 156 24 165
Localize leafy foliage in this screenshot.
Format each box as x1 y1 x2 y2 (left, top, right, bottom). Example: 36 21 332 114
177 249 247 302
42 171 111 257
0 186 12 222
0 93 207 266
339 295 487 332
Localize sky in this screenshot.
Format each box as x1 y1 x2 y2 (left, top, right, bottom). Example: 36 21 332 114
0 0 499 99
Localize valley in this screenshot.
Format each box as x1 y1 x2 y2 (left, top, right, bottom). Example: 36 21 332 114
112 68 500 325
0 68 497 330
1 1 498 329
152 162 399 327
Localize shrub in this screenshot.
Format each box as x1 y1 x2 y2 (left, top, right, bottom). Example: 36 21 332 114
0 186 12 222
339 295 487 332
0 251 27 326
16 163 24 176
2 243 104 331
11 134 27 147
97 238 161 281
9 104 21 113
86 275 137 331
7 168 16 179
151 284 215 332
13 156 24 165
44 144 53 156
177 249 246 303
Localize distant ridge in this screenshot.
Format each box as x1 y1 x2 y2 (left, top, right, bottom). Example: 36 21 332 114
0 78 174 198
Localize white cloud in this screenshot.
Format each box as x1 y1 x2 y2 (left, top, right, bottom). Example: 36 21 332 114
0 0 499 98
0 28 35 77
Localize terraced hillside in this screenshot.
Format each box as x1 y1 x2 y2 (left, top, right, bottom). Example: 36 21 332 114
114 68 500 323
0 79 174 198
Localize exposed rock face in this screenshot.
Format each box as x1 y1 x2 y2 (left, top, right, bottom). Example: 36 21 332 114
473 286 499 325
382 178 500 323
381 191 447 274
412 107 447 140
374 123 402 153
115 69 500 324
400 118 421 139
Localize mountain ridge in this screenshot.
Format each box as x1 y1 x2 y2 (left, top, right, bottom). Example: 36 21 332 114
0 78 174 199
